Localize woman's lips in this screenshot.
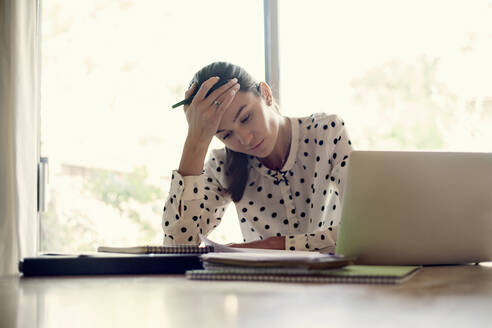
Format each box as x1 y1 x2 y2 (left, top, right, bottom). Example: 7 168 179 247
251 139 264 151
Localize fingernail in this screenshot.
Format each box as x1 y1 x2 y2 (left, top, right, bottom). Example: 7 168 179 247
231 78 238 83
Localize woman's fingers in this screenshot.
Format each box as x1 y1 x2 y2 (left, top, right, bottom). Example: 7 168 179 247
192 76 220 104
205 78 239 107
184 82 196 99
183 80 239 144
192 77 240 108
183 83 197 112
207 84 239 128
214 83 240 113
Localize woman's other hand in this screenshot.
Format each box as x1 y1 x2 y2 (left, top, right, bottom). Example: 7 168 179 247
227 236 286 250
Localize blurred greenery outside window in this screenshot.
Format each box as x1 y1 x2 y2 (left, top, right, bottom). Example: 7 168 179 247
40 0 492 252
278 1 492 151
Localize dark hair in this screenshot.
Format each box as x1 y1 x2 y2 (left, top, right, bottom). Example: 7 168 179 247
189 62 261 202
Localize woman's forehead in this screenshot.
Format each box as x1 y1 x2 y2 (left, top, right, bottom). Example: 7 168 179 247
219 91 257 128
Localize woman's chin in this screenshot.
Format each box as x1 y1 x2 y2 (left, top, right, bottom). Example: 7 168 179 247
231 140 273 158
256 143 275 159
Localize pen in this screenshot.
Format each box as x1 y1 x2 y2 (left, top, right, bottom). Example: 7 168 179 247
171 97 192 109
170 78 233 109
171 79 196 109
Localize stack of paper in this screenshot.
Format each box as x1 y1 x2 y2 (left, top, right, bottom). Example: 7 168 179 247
200 252 353 269
187 235 420 284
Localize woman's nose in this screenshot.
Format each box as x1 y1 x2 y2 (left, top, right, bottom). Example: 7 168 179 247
236 129 253 146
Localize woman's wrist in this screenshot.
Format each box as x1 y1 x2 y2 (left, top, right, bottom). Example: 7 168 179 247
178 136 210 176
185 133 212 150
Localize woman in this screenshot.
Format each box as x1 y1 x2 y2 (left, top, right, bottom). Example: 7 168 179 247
163 62 353 252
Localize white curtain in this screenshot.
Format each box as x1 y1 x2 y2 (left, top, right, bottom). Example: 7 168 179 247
0 0 39 275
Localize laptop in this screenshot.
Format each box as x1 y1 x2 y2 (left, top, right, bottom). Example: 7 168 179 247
335 150 492 265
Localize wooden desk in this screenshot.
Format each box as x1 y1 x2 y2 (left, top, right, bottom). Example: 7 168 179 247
1 264 491 328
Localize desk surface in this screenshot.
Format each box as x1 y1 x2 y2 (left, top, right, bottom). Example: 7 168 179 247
1 264 492 328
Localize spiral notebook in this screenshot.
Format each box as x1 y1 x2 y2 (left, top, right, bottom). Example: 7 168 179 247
186 265 421 284
97 245 214 254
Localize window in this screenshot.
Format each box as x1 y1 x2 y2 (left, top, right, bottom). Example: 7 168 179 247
40 0 492 252
278 0 492 151
40 0 264 251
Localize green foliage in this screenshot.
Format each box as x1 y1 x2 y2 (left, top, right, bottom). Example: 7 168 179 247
351 55 459 150
41 166 165 252
84 166 163 213
41 192 101 252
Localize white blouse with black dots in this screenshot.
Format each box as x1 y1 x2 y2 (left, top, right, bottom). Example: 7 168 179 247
162 113 354 253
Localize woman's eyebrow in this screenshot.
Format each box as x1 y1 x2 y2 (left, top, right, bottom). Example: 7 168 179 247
216 104 247 134
232 104 247 123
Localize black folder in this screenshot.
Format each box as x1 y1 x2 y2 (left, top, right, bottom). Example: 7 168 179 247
19 253 203 276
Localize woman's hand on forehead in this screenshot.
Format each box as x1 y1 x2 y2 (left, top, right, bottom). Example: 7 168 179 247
182 77 240 147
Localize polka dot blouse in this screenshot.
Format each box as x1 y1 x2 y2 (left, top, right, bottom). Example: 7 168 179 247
162 113 354 252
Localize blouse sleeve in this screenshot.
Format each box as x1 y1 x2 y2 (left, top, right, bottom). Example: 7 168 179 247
161 149 232 245
285 115 354 253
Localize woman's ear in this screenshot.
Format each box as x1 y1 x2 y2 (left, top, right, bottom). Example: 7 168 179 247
259 82 273 106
